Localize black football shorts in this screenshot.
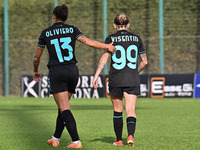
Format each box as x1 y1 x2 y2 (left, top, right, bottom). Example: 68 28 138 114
109 86 140 97
48 64 79 94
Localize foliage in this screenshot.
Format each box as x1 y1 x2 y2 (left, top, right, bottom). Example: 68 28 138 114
0 0 199 95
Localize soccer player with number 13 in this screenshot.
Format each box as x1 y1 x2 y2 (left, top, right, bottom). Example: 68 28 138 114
33 4 116 148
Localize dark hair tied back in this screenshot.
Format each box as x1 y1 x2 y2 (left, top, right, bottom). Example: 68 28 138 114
53 4 68 22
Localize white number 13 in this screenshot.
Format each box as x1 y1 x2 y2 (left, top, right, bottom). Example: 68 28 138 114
51 37 73 62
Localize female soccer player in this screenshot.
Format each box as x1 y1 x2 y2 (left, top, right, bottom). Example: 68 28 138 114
93 13 148 147
33 4 115 148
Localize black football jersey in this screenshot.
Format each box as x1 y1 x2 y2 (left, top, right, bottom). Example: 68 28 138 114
105 30 146 87
38 22 83 68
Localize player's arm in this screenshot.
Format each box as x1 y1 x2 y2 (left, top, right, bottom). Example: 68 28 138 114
92 50 110 89
77 35 116 53
138 53 148 73
33 46 45 82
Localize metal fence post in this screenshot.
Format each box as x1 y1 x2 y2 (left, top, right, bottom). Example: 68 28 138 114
103 0 108 75
4 0 9 97
159 0 164 74
54 0 58 7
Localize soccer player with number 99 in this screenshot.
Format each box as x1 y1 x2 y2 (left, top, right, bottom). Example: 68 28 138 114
92 13 148 147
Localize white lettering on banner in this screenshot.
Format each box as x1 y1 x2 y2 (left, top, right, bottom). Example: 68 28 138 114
74 88 82 98
93 76 103 88
177 92 192 96
73 88 99 98
92 90 99 98
72 76 103 98
41 88 48 97
98 76 103 88
90 76 94 87
140 84 148 92
78 76 103 88
76 78 81 87
83 88 91 98
140 84 148 97
183 84 192 92
152 81 163 94
23 77 38 98
165 84 193 92
140 92 147 97
21 74 195 98
82 76 89 87
42 76 48 87
164 83 193 97
164 85 181 92
40 76 50 98
165 93 175 96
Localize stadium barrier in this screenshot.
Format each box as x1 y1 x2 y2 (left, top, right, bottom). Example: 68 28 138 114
21 75 106 98
194 73 200 98
149 74 194 98
21 74 200 98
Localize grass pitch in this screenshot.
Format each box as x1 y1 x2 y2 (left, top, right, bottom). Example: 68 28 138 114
0 97 200 150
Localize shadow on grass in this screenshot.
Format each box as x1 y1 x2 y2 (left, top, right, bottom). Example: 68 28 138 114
90 136 127 145
71 105 150 110
71 105 113 110
0 105 56 149
0 104 113 111
0 104 150 112
0 105 56 111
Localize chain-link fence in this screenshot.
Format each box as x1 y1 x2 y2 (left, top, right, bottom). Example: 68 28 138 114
0 0 199 96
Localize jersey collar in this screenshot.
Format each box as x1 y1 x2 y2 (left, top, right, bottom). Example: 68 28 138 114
117 29 127 32
54 22 65 25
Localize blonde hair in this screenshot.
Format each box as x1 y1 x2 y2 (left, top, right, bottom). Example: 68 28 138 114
114 13 129 28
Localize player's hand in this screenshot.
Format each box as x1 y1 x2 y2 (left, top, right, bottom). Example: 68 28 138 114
92 77 98 90
33 72 41 82
106 42 116 53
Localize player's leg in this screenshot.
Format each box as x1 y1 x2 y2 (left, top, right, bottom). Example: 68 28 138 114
47 108 63 147
54 92 73 138
53 91 82 148
124 91 137 147
110 94 123 146
48 64 81 148
48 92 73 147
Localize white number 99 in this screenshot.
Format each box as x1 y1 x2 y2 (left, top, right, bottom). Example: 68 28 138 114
112 45 138 70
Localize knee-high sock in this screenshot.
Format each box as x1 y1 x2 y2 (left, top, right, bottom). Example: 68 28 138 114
127 117 136 137
53 109 64 138
62 110 80 141
113 111 123 141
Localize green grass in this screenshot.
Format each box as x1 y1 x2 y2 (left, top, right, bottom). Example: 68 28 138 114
0 97 200 150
